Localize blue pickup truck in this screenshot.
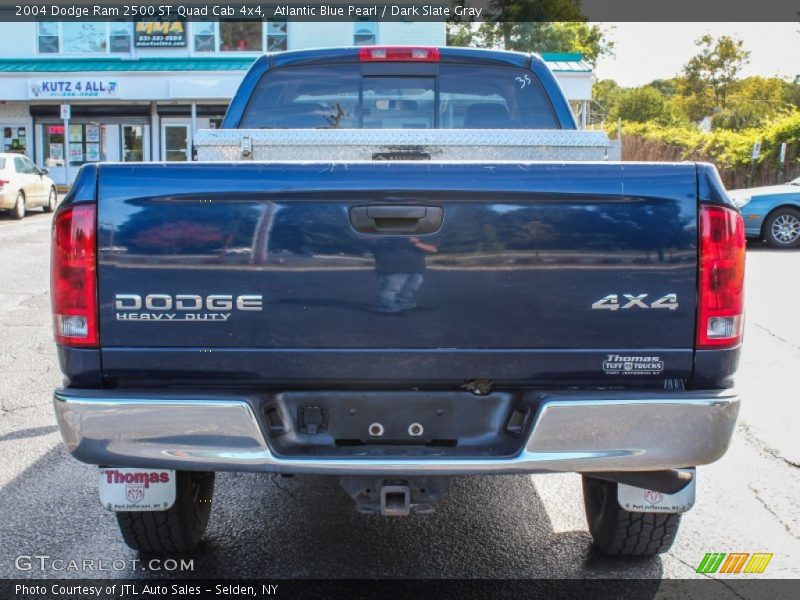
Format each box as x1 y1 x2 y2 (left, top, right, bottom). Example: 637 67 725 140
51 46 744 557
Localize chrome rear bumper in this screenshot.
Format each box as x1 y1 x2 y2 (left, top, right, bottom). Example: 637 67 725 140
54 388 739 475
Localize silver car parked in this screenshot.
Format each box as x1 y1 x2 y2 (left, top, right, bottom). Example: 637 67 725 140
0 153 57 219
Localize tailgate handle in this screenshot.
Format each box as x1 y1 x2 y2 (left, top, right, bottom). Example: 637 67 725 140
350 206 443 234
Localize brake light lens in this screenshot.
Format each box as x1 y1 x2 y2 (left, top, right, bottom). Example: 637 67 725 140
697 205 745 349
359 46 440 62
51 204 98 347
0 179 8 187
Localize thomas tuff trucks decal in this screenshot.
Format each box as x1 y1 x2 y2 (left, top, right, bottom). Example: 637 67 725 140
602 354 665 376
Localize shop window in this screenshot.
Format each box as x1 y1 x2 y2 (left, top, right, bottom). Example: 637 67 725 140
354 21 377 45
62 23 108 53
37 22 59 53
44 123 106 167
122 125 144 162
36 22 132 54
193 22 216 52
43 125 65 166
110 22 133 53
266 20 288 51
3 126 27 154
194 21 263 52
164 125 189 161
220 21 262 51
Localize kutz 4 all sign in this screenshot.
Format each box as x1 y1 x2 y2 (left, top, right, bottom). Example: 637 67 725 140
98 468 176 511
29 79 119 99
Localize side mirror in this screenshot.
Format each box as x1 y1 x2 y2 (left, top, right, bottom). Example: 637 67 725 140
40 168 49 175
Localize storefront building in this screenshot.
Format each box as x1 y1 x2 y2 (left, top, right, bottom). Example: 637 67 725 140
0 21 592 185
0 20 444 184
5 58 250 183
540 53 593 128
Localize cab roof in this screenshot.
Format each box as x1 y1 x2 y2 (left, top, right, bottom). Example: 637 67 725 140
265 46 538 69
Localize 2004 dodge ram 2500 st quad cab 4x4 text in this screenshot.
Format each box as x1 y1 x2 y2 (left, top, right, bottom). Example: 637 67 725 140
52 46 744 557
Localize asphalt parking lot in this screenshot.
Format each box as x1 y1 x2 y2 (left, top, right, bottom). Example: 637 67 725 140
0 208 798 582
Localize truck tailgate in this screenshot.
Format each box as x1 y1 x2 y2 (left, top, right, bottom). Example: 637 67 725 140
96 161 698 385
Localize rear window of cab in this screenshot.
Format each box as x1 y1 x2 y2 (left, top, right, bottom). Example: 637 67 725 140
241 64 559 130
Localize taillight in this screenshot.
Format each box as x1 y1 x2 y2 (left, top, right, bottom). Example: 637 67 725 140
0 179 8 187
51 204 98 347
359 46 440 62
697 205 745 349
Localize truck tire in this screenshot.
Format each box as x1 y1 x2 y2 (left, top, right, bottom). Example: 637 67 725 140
582 475 681 556
116 471 214 553
12 192 25 220
43 188 57 213
763 207 800 248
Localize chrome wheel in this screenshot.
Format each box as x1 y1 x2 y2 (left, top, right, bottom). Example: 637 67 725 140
766 208 800 248
771 214 800 244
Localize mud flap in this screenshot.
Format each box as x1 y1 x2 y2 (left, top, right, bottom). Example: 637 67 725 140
617 468 696 514
98 468 176 512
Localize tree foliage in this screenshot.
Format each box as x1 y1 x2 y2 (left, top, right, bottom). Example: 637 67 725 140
446 22 475 47
446 21 614 68
680 34 750 119
479 0 586 25
613 87 669 123
591 34 799 132
712 76 793 129
613 112 800 169
591 79 622 122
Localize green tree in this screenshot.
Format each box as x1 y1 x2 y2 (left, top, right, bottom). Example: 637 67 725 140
646 79 679 98
713 76 792 129
681 34 750 119
613 87 669 123
591 79 622 123
785 75 800 109
470 22 613 67
446 22 475 47
478 0 586 32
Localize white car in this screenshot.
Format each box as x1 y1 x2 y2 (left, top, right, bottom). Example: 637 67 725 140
0 153 57 219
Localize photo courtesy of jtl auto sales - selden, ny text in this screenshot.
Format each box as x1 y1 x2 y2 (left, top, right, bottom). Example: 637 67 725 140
0 0 798 599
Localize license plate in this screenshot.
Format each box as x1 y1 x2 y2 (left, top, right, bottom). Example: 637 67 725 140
617 473 696 514
98 468 176 512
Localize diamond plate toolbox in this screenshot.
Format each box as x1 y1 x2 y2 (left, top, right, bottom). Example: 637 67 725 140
194 128 611 162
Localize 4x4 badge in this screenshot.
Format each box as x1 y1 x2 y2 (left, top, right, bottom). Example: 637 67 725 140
591 293 678 311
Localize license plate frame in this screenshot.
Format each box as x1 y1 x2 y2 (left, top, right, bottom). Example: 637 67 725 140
98 468 176 512
617 471 696 514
